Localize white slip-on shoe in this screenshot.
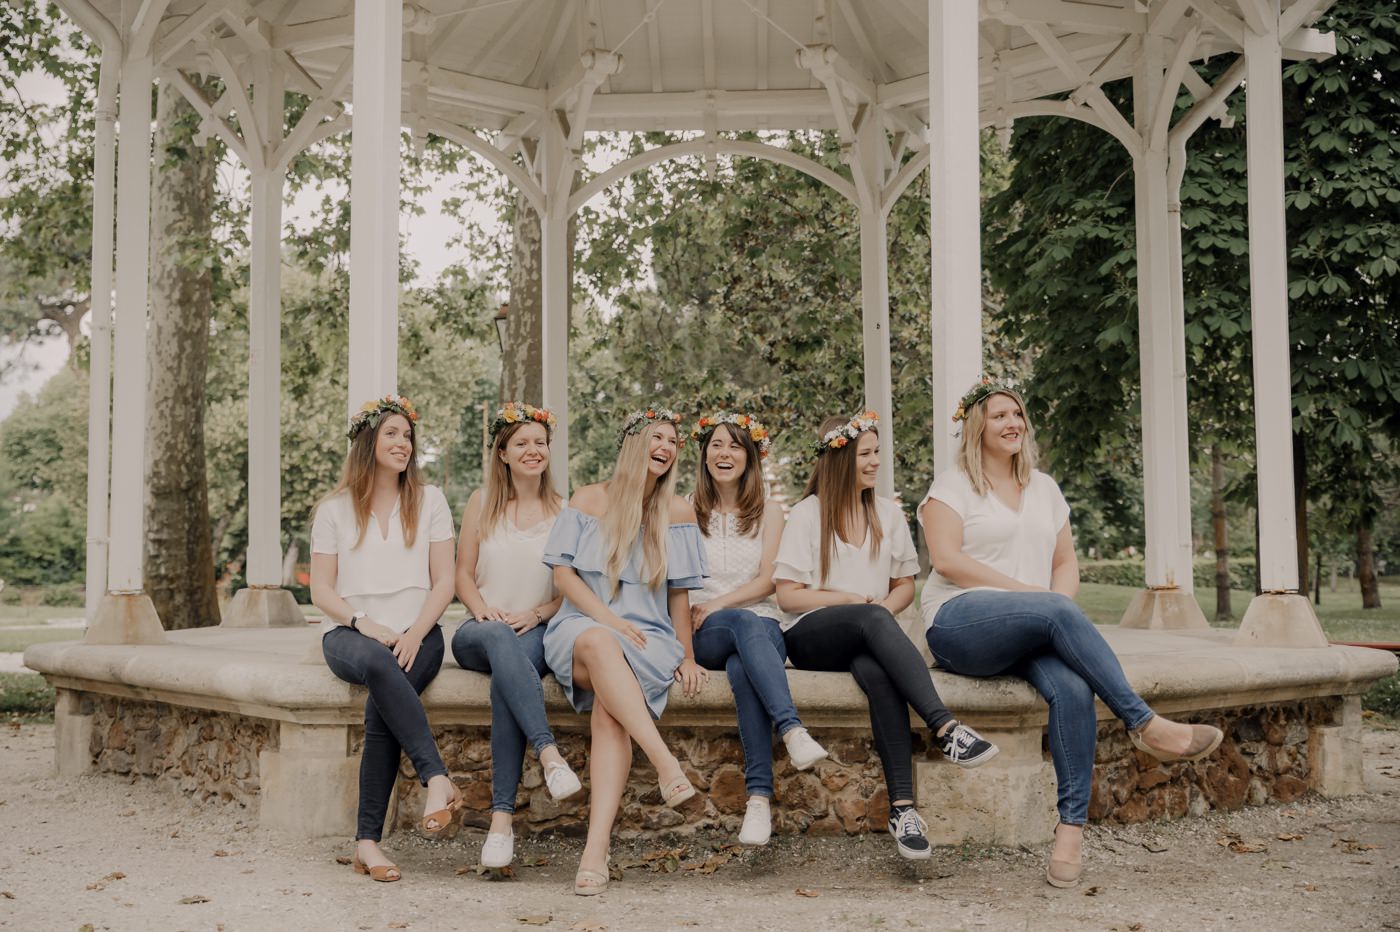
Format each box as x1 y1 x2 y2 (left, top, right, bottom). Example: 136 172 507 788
544 759 583 800
480 830 514 869
782 727 829 771
738 796 772 846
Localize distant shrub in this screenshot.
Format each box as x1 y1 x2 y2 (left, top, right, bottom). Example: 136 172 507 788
1079 557 1257 591
0 672 56 719
38 586 83 607
0 587 21 605
1363 671 1400 719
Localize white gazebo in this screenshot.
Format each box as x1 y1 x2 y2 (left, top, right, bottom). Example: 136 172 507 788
61 0 1337 644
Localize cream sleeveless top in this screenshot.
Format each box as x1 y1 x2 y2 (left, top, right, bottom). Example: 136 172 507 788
471 513 558 615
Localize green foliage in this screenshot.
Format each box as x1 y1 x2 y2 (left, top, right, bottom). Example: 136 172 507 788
37 584 81 606
1362 671 1400 719
1077 557 1257 590
0 672 55 719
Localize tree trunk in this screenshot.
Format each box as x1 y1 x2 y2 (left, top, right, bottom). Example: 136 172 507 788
1293 431 1309 597
1357 518 1381 609
143 79 221 630
1211 443 1232 621
501 190 544 403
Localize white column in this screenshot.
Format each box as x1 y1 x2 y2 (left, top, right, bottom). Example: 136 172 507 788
246 169 284 587
84 46 118 621
1132 46 1195 593
927 1 983 477
540 118 571 497
854 116 894 497
1243 6 1299 592
106 51 153 593
347 0 402 415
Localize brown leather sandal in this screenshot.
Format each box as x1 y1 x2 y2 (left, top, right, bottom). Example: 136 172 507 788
352 855 402 883
420 780 463 836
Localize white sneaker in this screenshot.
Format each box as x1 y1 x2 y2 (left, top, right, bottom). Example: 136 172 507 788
480 830 514 868
738 796 772 846
782 727 829 771
544 759 583 800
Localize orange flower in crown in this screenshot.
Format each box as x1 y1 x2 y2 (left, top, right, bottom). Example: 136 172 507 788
691 410 773 458
348 394 420 440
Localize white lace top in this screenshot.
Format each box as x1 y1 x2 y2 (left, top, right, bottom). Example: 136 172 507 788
692 510 782 621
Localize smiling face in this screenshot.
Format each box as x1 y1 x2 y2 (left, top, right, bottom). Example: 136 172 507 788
499 421 550 478
854 430 879 490
374 413 414 474
646 421 680 478
704 424 750 487
978 392 1026 461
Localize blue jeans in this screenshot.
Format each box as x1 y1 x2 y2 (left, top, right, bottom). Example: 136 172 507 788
692 608 802 798
322 625 448 841
926 591 1154 825
451 620 556 813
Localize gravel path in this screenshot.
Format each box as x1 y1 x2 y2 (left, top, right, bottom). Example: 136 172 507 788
1 720 1397 931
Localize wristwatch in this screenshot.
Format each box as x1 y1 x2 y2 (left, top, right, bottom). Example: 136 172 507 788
348 610 367 631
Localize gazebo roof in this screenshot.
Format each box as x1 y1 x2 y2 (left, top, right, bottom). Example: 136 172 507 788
77 0 1336 136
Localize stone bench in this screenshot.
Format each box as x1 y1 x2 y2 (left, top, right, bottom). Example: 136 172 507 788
26 622 1395 846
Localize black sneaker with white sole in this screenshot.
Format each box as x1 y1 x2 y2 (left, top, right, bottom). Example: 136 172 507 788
887 805 932 860
935 721 999 768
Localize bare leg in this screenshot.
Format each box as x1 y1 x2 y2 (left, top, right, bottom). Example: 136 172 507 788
577 702 631 885
572 628 685 784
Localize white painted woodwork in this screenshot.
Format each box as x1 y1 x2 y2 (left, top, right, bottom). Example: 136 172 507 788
927 1 983 477
539 114 571 497
854 113 895 498
347 0 403 416
247 169 284 587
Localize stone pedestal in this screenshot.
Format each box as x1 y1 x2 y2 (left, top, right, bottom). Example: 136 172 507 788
1309 695 1364 797
1234 593 1328 648
1119 587 1210 630
53 688 95 776
915 726 1056 846
85 592 166 645
222 586 306 628
259 722 357 837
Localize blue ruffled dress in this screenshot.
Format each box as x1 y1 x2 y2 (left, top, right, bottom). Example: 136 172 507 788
541 507 708 718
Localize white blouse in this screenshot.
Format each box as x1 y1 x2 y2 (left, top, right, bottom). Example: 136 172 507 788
772 494 920 631
471 514 558 615
692 510 782 622
917 467 1070 628
310 485 455 637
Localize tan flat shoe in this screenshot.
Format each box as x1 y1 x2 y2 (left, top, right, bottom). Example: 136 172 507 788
421 781 463 836
353 855 402 883
1131 722 1224 763
1046 857 1082 888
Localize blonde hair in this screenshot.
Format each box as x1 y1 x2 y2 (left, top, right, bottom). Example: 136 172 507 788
801 415 883 584
601 421 680 594
956 389 1038 495
479 420 561 537
318 412 423 547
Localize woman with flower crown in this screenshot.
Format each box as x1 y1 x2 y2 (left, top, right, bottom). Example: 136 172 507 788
774 411 999 863
309 396 460 883
450 402 583 870
688 411 828 846
541 406 709 895
919 379 1223 888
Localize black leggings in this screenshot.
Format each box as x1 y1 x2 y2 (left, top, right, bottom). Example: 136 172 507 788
783 604 954 803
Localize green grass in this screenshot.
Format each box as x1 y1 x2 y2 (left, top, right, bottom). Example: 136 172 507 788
0 672 55 721
0 604 86 626
0 627 82 653
1075 579 1400 642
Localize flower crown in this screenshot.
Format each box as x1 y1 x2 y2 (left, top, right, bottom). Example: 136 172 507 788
348 394 419 441
952 376 1021 423
692 411 772 459
813 410 878 456
618 406 684 447
490 401 557 444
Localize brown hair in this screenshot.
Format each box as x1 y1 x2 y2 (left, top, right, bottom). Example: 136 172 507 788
693 422 766 537
479 420 562 537
601 420 680 594
801 415 882 584
319 411 423 547
957 389 1038 495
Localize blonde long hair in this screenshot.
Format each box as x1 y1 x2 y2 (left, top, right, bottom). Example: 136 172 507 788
601 421 680 595
319 412 424 547
957 389 1038 495
801 415 882 584
479 421 562 537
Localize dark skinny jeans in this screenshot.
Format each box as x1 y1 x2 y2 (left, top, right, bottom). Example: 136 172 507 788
322 625 448 841
783 603 955 803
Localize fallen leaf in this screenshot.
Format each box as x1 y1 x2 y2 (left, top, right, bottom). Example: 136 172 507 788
336 856 353 866
457 864 515 879
527 856 551 867
78 925 94 932
0 891 13 899
1084 886 1103 896
1141 840 1169 853
118 810 135 817
1277 833 1305 841
795 888 820 898
389 924 410 930
213 850 229 857
1333 839 1382 853
516 916 551 926
568 922 607 932
1228 841 1269 854
178 895 210 905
